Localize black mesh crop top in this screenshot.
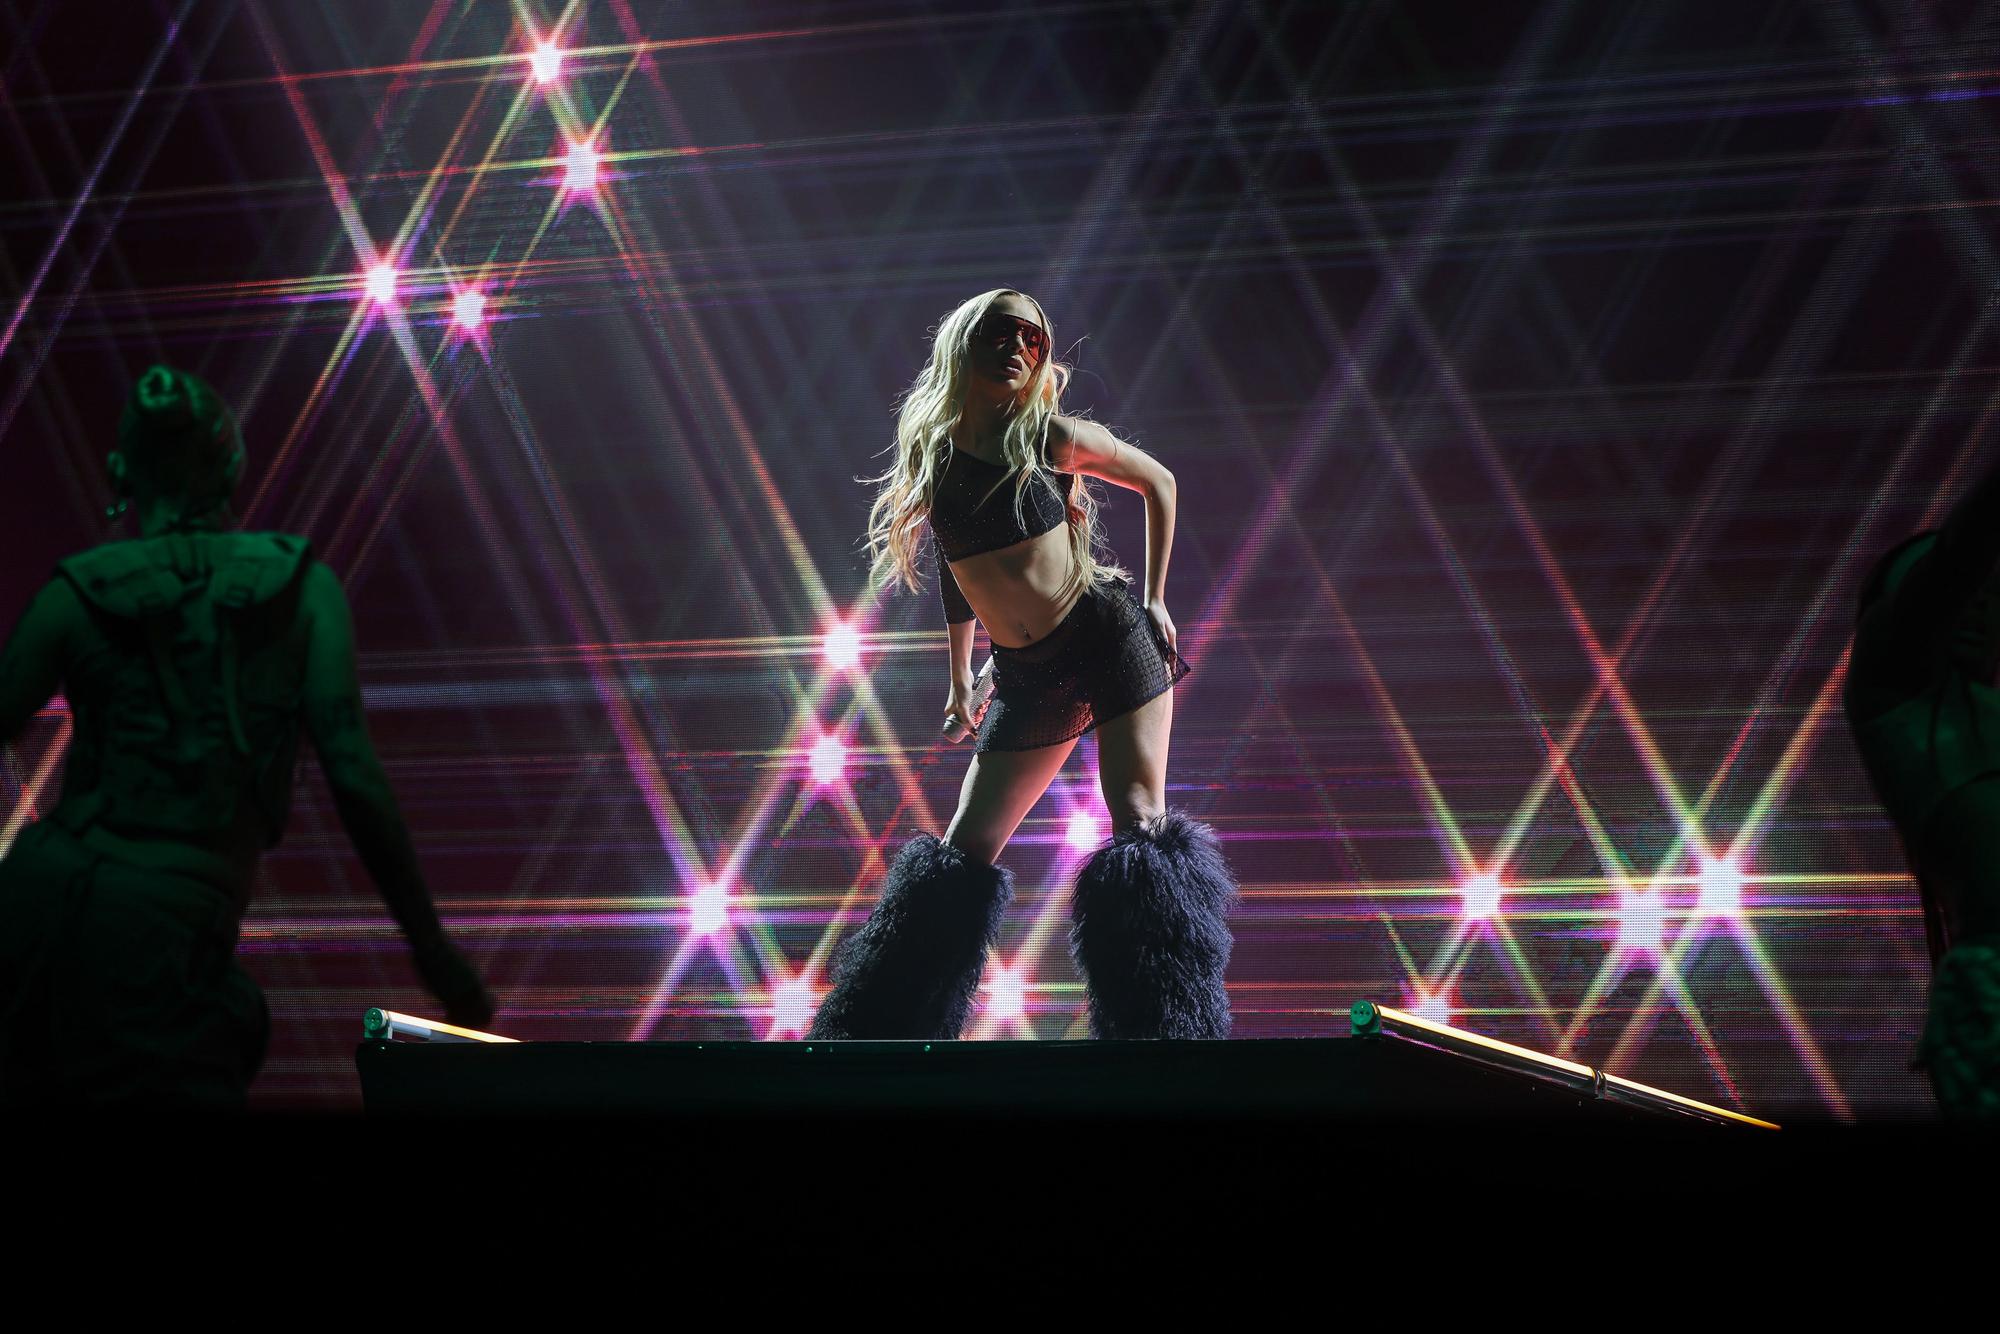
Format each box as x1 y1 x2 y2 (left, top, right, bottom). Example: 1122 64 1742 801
929 440 1073 625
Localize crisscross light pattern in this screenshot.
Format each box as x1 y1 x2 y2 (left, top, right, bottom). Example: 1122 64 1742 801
1 3 1976 1116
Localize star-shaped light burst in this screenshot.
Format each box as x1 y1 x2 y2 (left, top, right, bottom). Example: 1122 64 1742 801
1697 855 1746 919
822 621 863 671
1065 809 1104 852
689 879 730 936
771 975 817 1037
363 260 399 306
1617 890 1667 957
451 286 488 333
528 38 563 86
562 136 602 195
986 967 1026 1021
1409 987 1453 1026
808 735 847 786
1461 871 1504 921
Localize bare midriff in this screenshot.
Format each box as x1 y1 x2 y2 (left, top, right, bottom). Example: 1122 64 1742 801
947 524 1084 649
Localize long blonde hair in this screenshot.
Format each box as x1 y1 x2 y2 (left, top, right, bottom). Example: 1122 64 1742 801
865 289 1126 603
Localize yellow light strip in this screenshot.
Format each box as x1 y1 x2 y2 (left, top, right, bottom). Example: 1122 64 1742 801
1373 1004 1778 1129
1375 1004 1597 1079
376 1009 519 1044
1601 1072 1781 1130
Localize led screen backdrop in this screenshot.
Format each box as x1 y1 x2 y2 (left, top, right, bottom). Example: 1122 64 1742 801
3 0 1985 1116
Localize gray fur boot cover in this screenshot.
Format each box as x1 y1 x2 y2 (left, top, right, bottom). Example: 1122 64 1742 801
805 834 1013 1040
1068 811 1237 1039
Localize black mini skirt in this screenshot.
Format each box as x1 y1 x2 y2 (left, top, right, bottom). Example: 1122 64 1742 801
975 583 1191 753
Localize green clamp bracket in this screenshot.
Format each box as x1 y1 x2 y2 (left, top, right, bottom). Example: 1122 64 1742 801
1349 999 1382 1038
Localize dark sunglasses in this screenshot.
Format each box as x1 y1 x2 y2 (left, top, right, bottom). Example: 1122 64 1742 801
972 312 1049 358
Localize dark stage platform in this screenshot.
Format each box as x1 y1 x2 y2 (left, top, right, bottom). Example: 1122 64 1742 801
355 1002 1775 1126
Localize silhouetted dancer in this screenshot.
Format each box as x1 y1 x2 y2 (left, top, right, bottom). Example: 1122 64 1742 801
0 365 493 1108
1848 456 2000 1119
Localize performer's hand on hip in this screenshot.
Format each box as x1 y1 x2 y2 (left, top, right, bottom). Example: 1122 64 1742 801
945 672 980 738
1145 598 1177 655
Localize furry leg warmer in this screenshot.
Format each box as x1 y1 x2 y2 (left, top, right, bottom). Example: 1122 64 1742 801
1068 810 1238 1039
805 834 1013 1040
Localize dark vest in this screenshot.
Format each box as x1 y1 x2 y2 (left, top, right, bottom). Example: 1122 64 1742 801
50 532 313 849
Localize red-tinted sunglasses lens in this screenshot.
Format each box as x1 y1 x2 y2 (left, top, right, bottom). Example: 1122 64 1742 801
978 315 1047 358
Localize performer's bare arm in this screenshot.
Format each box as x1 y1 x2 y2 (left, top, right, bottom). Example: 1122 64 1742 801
300 562 492 1022
1049 414 1180 651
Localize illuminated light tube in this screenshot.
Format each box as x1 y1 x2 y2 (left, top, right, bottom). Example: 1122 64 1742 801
363 1007 518 1045
1351 1001 1779 1130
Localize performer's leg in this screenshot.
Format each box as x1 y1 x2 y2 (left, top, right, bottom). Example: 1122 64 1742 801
806 740 1074 1040
1092 685 1171 833
945 738 1077 865
1070 687 1237 1038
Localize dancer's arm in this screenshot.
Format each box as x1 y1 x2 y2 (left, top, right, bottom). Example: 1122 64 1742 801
0 580 76 745
1049 415 1179 651
299 562 495 1027
944 599 980 735
936 531 975 628
935 532 984 733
